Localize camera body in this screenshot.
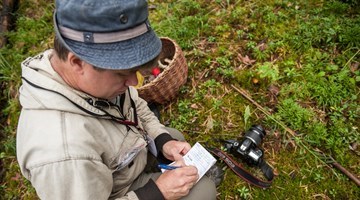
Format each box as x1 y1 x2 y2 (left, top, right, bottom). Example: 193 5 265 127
224 125 266 166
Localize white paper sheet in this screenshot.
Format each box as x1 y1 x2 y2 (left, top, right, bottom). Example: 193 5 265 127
161 142 217 182
182 142 217 181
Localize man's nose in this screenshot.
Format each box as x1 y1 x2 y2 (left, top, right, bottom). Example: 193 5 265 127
125 72 138 86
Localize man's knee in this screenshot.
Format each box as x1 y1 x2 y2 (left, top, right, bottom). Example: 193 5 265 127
165 127 185 141
182 176 217 200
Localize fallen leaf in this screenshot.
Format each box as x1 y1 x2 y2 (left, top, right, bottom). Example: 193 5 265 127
257 43 268 51
273 131 280 138
268 85 280 96
205 115 214 131
226 122 236 128
11 173 21 181
350 62 359 73
349 142 358 151
190 103 199 109
238 54 256 65
273 168 279 176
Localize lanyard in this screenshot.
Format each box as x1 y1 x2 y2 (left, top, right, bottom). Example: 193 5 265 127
86 89 139 126
86 89 149 143
22 77 147 140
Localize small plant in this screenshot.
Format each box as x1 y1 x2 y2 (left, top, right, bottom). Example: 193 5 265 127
170 99 197 131
215 67 235 79
216 56 231 68
276 98 315 130
237 186 250 199
329 188 337 198
203 79 221 94
256 62 279 82
246 41 257 50
211 98 223 110
314 172 325 183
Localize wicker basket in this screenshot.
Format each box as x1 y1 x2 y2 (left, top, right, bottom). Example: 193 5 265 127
138 37 188 104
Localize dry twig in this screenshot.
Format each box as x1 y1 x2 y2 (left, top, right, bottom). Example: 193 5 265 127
231 84 360 186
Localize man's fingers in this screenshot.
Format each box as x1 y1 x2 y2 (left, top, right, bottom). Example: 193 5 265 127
172 148 184 161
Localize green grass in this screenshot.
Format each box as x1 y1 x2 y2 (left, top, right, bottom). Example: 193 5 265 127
1 0 359 199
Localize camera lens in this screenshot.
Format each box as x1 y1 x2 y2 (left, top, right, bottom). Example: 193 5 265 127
244 125 266 146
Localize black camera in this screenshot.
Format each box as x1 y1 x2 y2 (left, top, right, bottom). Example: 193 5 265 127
224 125 266 166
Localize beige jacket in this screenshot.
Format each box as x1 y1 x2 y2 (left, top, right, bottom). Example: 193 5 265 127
16 50 169 199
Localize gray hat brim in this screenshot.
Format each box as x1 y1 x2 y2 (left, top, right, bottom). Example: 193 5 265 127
53 13 162 70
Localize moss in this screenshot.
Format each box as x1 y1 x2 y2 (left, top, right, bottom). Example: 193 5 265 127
1 0 359 199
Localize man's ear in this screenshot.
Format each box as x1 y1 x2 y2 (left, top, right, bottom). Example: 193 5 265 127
67 52 85 73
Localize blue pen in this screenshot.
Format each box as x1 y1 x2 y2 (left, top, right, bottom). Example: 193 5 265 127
158 164 181 170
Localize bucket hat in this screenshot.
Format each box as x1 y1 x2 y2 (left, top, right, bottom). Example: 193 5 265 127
53 0 162 70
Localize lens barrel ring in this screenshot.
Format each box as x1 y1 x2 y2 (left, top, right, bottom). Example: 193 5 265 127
244 125 266 146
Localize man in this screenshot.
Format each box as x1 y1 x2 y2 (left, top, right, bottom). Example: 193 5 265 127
16 0 217 199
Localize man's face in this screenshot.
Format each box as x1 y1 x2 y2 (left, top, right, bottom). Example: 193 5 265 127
79 62 140 100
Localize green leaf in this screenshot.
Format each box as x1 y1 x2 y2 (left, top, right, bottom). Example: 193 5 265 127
356 76 360 82
318 71 326 77
244 105 251 129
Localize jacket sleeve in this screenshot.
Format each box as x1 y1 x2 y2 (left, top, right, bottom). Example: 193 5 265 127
133 179 165 200
28 159 142 200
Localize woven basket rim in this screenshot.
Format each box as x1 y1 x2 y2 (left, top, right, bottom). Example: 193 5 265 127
138 37 181 90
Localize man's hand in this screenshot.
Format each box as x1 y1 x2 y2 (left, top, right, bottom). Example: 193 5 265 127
155 165 199 200
157 141 197 199
162 140 191 161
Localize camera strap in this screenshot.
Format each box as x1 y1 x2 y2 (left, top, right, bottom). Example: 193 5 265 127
206 147 273 189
